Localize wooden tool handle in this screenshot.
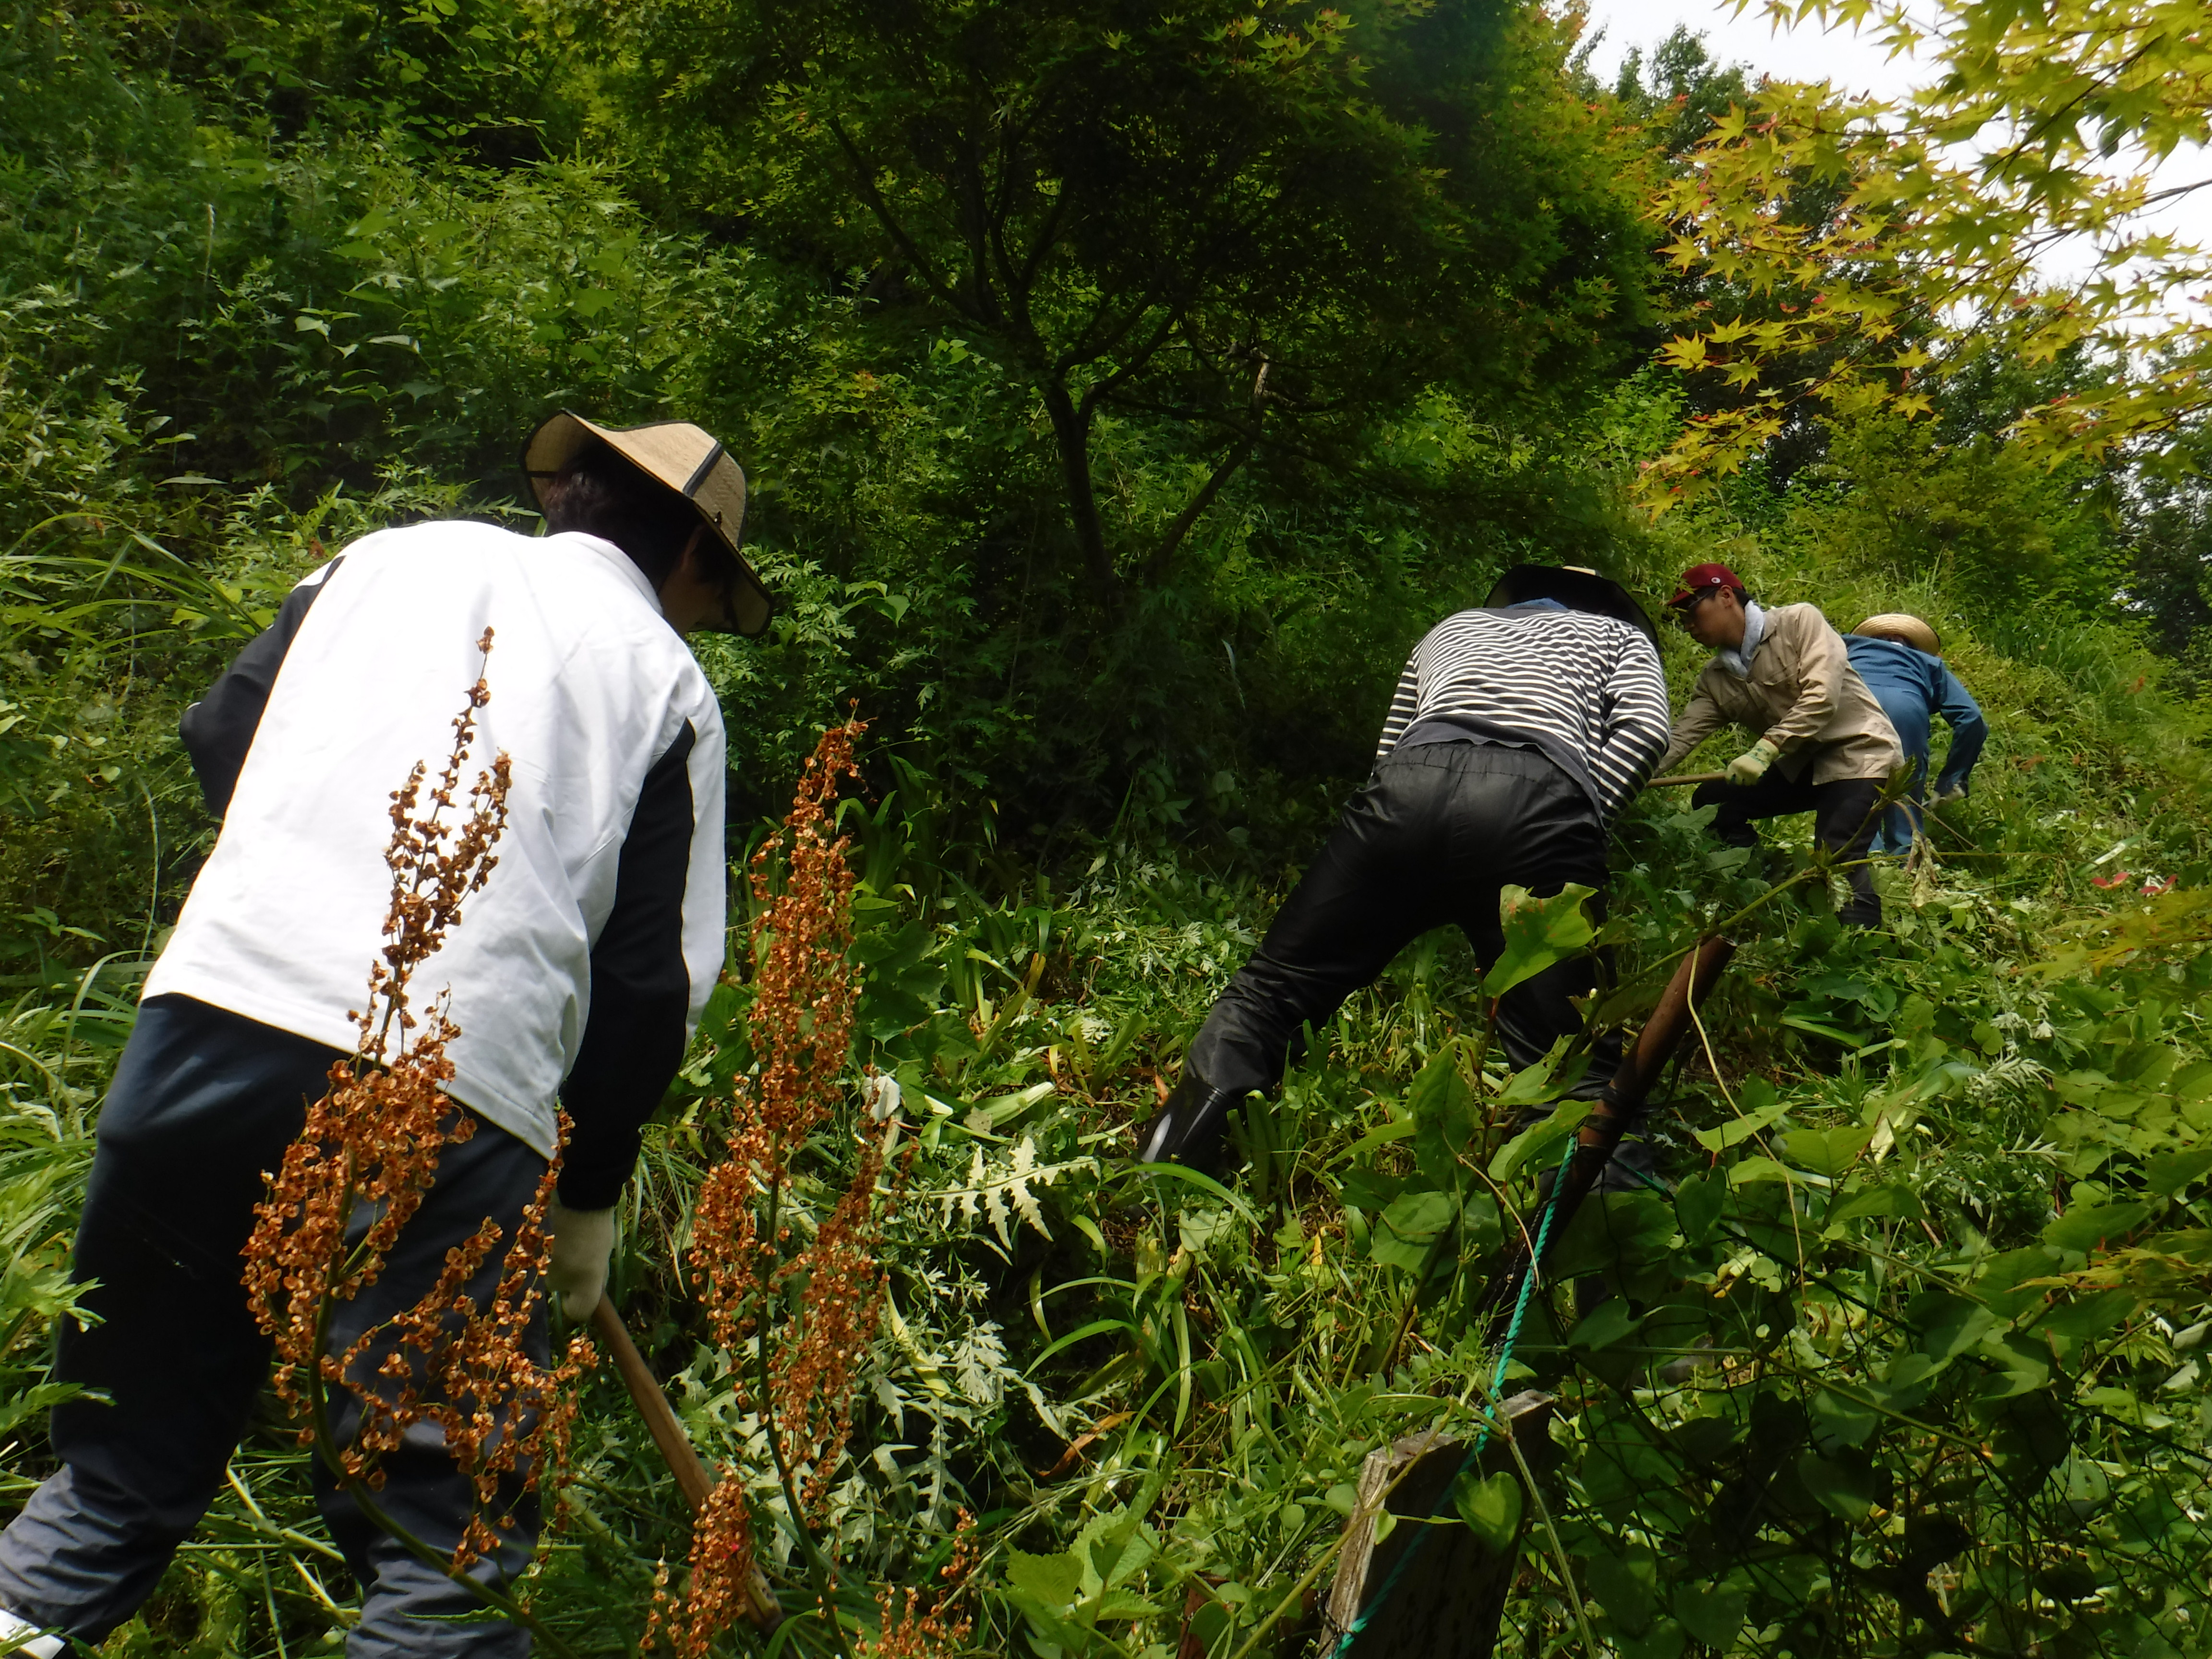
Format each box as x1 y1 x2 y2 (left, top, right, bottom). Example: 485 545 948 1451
1646 770 1725 788
590 1295 715 1511
1467 935 1737 1336
590 1295 783 1631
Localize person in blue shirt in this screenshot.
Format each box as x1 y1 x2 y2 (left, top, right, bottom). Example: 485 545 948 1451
1843 613 1988 853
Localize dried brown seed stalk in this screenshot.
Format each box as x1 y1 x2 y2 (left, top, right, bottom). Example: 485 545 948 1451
861 1511 976 1658
240 629 594 1588
666 714 910 1655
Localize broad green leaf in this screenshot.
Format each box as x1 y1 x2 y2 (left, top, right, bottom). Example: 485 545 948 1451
1089 1590 1162 1620
1450 1469 1523 1554
1674 1585 1746 1648
1459 1191 1503 1256
1693 1099 1789 1154
1489 1101 1591 1182
2044 1201 2154 1254
1408 1040 1479 1184
1548 1191 1678 1281
1493 1043 1572 1107
1972 1333 2052 1400
2032 1289 2136 1347
1824 1182 1924 1231
1482 882 1598 998
1796 1453 1878 1521
1580 1551 1657 1635
1675 1170 1726 1245
1371 1189 1455 1271
1971 1245 2068 1320
1778 1124 1873 1178
1007 1548 1084 1612
1810 1386 1880 1449
1904 1290 1996 1366
2171 1058 2212 1102
1568 1297 1643 1352
2146 1147 2212 1197
1379 1188 1455 1239
853 917 947 1038
1335 1166 1409 1213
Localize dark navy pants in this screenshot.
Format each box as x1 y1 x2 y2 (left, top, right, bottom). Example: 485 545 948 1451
0 996 549 1655
1691 770 1884 927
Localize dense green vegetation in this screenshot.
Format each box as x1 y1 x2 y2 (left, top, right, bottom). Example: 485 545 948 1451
3 1 2211 1654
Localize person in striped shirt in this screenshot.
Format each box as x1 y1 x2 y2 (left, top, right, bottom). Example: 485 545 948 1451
1134 565 1673 1172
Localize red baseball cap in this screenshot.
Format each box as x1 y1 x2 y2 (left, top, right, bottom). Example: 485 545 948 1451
1667 563 1744 609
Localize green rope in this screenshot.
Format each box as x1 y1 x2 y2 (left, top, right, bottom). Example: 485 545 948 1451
1324 1139 1577 1657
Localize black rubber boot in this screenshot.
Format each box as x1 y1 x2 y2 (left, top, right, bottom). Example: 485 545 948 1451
1130 1068 1246 1173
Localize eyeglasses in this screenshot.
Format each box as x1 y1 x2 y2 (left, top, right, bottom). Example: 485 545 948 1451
1671 589 1718 625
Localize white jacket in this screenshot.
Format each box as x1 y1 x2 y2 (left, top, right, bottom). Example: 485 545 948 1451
146 521 728 1195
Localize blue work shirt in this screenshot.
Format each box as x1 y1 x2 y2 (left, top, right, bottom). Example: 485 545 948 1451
1843 634 1987 849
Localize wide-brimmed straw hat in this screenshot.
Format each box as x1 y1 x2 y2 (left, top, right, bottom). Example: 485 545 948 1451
1853 613 1940 655
522 411 772 636
1487 563 1658 645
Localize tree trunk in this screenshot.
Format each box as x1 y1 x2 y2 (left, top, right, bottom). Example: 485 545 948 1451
1147 433 1255 582
1038 376 1118 601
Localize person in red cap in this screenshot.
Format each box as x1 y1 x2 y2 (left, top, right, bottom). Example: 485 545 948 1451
1657 565 1902 926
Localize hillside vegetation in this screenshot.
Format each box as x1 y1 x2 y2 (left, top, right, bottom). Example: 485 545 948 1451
2 1 2211 1655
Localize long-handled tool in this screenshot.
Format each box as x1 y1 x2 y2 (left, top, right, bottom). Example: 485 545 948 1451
1646 770 1725 788
1467 934 1736 1336
590 1295 784 1632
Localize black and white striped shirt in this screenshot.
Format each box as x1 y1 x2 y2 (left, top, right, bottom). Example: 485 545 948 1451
1375 605 1672 823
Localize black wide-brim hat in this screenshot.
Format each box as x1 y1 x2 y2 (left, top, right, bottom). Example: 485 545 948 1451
1485 564 1657 646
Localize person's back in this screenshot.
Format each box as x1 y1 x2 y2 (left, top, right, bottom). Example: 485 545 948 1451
151 517 726 1165
1843 619 1987 851
0 414 770 1659
1843 633 1943 755
1378 601 1673 824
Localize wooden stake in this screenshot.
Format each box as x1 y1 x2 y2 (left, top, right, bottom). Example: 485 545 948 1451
1319 1391 1559 1656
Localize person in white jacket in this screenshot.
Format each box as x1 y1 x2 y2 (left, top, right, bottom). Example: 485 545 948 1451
0 413 769 1657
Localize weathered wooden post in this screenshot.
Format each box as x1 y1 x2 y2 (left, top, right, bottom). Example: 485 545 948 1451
1317 1390 1558 1657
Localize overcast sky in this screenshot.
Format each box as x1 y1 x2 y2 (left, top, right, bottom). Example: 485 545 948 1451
1579 0 1921 99
1576 1 2211 312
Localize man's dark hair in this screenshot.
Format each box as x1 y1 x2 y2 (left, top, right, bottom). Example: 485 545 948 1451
534 436 706 591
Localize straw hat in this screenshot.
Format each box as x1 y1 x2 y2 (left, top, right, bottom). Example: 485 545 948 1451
523 411 771 636
1853 613 1940 655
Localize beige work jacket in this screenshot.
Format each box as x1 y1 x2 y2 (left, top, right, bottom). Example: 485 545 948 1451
1659 602 1903 784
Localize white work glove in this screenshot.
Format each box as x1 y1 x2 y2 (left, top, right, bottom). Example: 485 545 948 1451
1725 737 1780 786
545 1200 616 1324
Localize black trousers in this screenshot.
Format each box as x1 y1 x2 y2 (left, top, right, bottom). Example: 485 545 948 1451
0 996 549 1656
1186 744 1620 1102
1691 770 1884 927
